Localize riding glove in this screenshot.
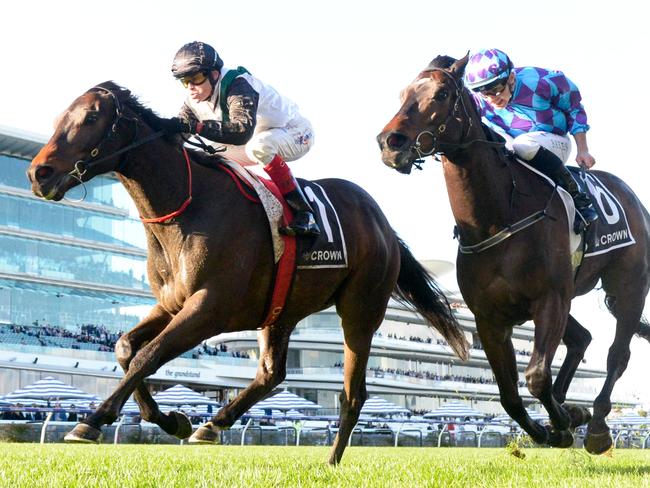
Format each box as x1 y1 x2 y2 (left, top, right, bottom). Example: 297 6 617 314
159 117 193 135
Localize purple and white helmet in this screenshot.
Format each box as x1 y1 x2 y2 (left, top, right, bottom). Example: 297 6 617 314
464 49 513 91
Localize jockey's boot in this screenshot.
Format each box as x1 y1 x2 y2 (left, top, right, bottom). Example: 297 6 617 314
529 146 598 232
263 155 320 237
552 165 599 232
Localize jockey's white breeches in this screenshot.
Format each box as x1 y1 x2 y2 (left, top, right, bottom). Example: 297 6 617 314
219 116 315 166
499 130 572 164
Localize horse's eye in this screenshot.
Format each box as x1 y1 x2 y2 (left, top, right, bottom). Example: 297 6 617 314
434 90 449 101
85 113 99 124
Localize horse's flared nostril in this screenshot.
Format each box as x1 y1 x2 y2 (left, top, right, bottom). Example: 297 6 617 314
386 132 408 150
34 165 54 182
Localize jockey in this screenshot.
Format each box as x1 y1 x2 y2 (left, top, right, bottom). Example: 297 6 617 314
464 48 598 231
161 41 320 237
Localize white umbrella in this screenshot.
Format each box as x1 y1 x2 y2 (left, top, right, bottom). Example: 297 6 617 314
360 396 410 416
152 384 220 407
491 408 549 423
423 401 485 419
2 376 100 405
244 407 285 418
253 390 321 411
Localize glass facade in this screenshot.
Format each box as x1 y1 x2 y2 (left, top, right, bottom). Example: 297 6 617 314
0 146 154 333
0 193 146 249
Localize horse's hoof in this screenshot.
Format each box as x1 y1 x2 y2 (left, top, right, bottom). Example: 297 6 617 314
564 404 592 428
584 430 613 455
64 423 103 444
188 423 218 444
169 411 193 439
548 428 574 448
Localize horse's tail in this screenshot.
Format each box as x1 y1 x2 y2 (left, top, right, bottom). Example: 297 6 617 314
393 238 470 360
638 318 650 344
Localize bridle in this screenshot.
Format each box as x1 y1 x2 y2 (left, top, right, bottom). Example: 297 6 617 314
411 68 505 165
407 68 553 253
66 85 192 224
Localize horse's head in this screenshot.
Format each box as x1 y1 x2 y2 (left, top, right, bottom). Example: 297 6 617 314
377 54 471 174
28 82 135 201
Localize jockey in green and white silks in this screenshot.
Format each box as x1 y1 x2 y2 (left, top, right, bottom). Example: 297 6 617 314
182 66 314 168
161 41 319 237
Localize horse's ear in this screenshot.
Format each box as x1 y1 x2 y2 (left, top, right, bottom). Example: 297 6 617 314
449 52 470 80
95 80 131 99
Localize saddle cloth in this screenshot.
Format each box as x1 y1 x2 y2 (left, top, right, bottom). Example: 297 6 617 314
516 160 635 260
223 163 348 269
296 181 348 269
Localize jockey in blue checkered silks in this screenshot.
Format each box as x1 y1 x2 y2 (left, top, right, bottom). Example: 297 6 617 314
465 48 598 230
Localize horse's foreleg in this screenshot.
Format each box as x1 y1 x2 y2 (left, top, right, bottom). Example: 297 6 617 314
551 315 593 428
189 322 293 443
113 305 191 439
477 319 550 445
65 290 216 443
585 294 643 454
553 315 592 403
525 295 575 445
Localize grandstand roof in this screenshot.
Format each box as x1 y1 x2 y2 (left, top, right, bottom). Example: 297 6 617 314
0 125 47 160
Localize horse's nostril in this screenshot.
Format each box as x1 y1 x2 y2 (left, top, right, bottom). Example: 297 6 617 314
386 133 407 149
35 166 54 181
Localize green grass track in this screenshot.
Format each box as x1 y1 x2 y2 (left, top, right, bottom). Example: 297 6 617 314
0 444 649 487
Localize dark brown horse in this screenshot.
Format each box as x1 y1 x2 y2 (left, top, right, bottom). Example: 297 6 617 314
377 55 650 453
28 81 468 464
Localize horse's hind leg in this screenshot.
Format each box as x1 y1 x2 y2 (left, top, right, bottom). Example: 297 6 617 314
115 305 192 439
329 327 376 465
585 293 645 454
329 289 386 465
552 314 593 428
189 321 294 444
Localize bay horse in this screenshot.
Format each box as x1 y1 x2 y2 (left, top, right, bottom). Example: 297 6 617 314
28 81 469 464
377 54 650 453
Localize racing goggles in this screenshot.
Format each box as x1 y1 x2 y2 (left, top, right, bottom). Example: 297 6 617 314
180 72 209 88
474 76 509 97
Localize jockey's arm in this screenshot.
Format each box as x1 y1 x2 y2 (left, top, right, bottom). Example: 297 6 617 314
572 131 596 169
180 78 259 146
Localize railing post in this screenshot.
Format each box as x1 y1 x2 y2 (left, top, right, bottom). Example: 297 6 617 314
437 424 448 448
240 417 253 446
39 411 53 444
114 415 125 445
394 422 404 447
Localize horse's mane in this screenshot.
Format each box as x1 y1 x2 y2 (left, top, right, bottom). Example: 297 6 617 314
425 55 457 71
95 81 229 166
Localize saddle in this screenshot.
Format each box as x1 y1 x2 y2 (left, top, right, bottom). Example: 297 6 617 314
198 157 348 327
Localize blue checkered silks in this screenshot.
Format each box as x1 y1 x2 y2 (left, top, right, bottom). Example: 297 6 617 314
470 66 590 138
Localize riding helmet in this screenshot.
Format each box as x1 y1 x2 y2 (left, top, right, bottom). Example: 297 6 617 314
171 41 224 78
464 48 513 91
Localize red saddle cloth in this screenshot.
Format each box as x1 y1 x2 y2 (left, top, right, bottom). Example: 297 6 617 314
218 164 297 329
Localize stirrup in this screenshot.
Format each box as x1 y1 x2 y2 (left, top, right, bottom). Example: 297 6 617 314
573 207 597 234
280 212 320 237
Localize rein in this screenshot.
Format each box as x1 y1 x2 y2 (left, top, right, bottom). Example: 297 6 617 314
68 85 193 224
